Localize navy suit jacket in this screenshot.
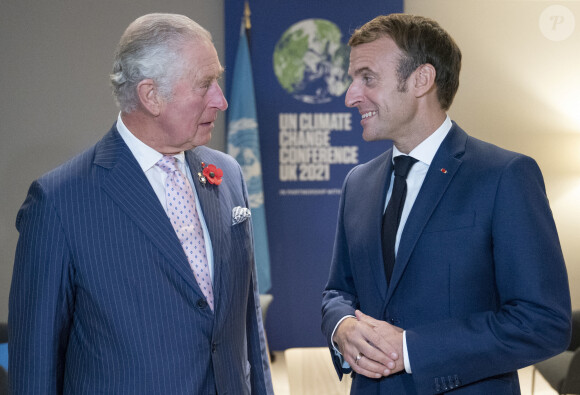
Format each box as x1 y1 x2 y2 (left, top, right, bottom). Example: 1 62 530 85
9 124 273 394
321 123 571 394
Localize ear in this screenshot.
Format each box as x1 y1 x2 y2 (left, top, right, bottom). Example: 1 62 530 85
137 79 162 116
413 63 436 98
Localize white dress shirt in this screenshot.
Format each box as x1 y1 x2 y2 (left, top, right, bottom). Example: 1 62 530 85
332 116 453 373
116 113 215 281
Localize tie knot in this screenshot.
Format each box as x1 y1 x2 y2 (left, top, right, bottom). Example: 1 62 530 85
393 155 418 178
156 155 179 174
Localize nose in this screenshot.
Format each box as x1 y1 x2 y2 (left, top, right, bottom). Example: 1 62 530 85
345 81 361 108
210 81 228 111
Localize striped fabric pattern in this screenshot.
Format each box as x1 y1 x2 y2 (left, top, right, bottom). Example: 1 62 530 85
9 124 273 394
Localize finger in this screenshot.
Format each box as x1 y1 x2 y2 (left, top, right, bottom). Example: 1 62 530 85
354 312 400 360
339 317 399 367
349 352 393 378
341 337 395 372
344 330 397 370
355 309 379 326
357 341 397 370
356 310 394 338
368 337 400 361
357 324 400 361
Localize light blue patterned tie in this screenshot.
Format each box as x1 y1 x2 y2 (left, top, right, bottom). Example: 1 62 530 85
157 156 214 310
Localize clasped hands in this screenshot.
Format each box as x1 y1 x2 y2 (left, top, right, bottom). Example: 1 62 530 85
333 310 405 379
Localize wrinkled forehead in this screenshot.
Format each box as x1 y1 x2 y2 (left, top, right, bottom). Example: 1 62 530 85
181 39 224 81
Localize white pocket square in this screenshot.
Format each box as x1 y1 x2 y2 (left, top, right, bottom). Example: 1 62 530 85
232 206 251 226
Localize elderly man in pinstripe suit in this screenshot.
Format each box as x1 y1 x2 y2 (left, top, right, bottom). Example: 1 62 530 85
9 13 273 394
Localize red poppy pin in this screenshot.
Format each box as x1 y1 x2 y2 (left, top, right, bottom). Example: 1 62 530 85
199 162 223 186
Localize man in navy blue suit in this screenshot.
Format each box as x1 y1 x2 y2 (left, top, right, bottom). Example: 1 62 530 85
321 14 571 394
9 13 273 394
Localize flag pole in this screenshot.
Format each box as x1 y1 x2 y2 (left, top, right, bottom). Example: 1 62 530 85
244 1 252 47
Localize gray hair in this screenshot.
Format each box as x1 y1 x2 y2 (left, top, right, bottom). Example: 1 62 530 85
110 13 213 113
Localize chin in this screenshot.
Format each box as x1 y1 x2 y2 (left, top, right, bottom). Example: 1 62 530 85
362 132 380 142
193 134 212 148
362 126 391 142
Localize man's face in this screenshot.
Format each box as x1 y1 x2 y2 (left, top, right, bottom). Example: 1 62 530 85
156 40 228 154
345 36 417 144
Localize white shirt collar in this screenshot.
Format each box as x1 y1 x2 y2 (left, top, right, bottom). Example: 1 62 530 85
116 113 186 170
393 116 452 166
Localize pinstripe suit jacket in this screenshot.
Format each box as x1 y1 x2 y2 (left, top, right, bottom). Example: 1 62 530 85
9 124 273 394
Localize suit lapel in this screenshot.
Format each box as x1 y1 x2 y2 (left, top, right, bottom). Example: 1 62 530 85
185 149 231 314
94 126 205 300
385 125 468 304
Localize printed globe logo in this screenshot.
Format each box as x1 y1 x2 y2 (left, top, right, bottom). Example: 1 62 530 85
273 19 350 104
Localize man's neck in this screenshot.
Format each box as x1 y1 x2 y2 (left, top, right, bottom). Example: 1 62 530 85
121 111 169 154
394 111 447 154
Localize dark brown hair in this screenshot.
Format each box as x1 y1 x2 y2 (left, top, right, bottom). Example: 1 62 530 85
349 14 462 110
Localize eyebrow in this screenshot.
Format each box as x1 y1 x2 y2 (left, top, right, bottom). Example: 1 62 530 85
354 66 374 75
350 66 375 77
198 67 225 87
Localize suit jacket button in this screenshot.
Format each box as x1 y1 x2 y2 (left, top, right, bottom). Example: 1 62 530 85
212 343 217 353
197 299 208 309
447 376 455 389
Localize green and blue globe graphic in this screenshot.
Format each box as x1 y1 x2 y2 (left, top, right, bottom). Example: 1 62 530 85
273 19 351 104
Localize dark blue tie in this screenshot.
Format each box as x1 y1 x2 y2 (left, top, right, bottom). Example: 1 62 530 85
381 155 418 286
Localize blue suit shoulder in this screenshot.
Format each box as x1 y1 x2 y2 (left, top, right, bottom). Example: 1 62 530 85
346 149 391 180
463 132 533 166
35 144 98 193
460 132 547 195
193 146 239 168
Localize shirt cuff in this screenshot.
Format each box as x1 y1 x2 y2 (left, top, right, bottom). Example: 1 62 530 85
331 315 355 369
403 330 412 373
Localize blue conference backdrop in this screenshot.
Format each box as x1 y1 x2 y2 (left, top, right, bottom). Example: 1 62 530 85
225 0 403 350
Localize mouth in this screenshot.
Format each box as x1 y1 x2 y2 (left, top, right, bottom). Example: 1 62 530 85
200 114 218 127
200 118 216 128
361 111 377 120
